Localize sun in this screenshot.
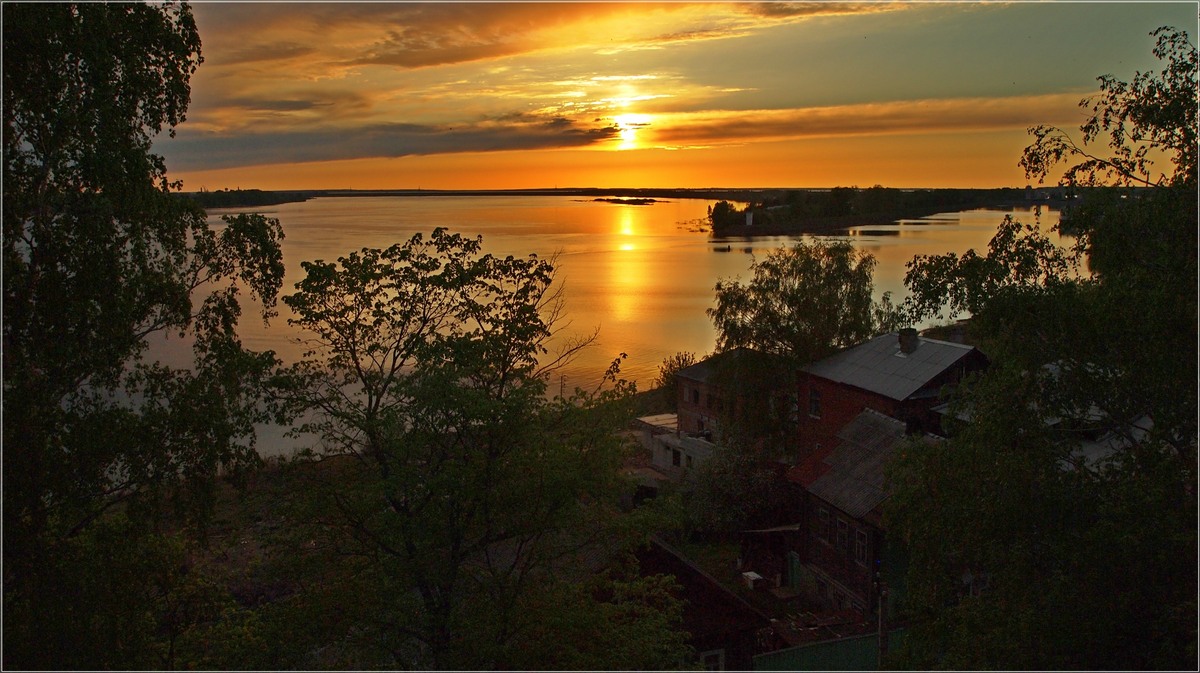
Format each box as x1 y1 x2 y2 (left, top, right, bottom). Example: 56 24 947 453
612 113 652 150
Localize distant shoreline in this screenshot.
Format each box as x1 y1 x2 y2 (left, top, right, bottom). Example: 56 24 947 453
183 187 1076 233
184 187 779 209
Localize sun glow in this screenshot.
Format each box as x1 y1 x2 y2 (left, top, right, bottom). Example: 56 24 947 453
613 113 653 150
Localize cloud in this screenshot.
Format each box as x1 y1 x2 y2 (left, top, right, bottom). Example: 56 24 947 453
160 115 619 170
192 2 892 76
743 2 904 19
647 93 1088 147
209 42 317 67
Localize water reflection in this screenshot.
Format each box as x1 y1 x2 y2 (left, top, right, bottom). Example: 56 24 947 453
188 197 1061 455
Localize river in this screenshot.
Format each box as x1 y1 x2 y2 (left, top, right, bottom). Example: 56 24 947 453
196 195 1061 455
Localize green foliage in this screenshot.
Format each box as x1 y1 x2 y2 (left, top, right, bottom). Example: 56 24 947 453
280 232 687 667
498 565 694 670
678 444 789 535
3 3 287 667
903 215 1081 326
887 364 1196 670
708 239 898 364
1022 27 1197 188
889 27 1197 669
654 350 698 411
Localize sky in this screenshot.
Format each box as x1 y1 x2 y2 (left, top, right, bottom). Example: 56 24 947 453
157 1 1198 191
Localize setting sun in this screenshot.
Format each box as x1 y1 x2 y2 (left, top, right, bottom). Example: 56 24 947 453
612 113 653 150
154 2 1193 190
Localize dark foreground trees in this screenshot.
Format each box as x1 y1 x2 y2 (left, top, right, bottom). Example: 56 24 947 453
275 230 691 668
887 27 1196 669
3 3 287 668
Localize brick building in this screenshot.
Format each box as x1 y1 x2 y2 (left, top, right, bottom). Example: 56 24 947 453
788 409 912 613
796 329 986 459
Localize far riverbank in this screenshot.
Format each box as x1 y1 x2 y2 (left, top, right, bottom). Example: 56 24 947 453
182 185 1076 216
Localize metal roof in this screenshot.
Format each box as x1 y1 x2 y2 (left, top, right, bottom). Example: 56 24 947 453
803 332 976 401
805 410 906 519
675 347 790 387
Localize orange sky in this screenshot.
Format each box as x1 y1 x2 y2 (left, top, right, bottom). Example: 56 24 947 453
157 2 1196 191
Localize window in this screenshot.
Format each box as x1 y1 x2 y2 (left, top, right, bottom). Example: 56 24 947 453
808 389 822 418
700 649 725 671
855 529 868 565
817 507 831 542
672 449 681 467
691 388 700 404
685 454 694 469
836 519 849 555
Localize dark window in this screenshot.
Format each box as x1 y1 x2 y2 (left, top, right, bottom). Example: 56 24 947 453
855 529 868 565
817 507 831 542
691 388 700 404
836 519 849 554
808 389 822 418
685 454 694 469
672 449 681 467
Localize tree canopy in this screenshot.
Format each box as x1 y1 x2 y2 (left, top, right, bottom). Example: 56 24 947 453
887 26 1196 669
277 230 691 668
3 3 287 668
708 239 900 365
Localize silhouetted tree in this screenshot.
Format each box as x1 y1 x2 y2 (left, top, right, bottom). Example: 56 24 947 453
3 3 286 667
278 231 690 668
889 27 1196 669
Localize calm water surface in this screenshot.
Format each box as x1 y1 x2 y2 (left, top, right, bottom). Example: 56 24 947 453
200 196 1060 455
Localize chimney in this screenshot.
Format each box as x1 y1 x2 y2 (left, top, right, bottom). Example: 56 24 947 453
898 327 919 354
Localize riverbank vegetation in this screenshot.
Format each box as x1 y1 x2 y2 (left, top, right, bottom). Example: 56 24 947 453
708 186 1037 236
886 26 1196 669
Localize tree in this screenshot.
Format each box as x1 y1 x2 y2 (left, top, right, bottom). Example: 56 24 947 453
708 239 898 365
1021 27 1196 190
279 231 688 668
3 3 287 667
654 350 697 412
678 442 789 536
888 26 1196 669
708 200 741 231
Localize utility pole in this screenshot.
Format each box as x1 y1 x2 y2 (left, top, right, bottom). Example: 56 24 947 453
876 571 889 668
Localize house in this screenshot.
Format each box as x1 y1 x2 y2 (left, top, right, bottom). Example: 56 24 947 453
653 432 719 479
635 348 795 482
796 328 986 459
676 347 795 448
636 536 771 671
735 410 914 621
785 409 914 614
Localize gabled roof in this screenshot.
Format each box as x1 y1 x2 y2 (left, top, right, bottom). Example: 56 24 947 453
803 332 977 401
675 347 790 388
802 410 907 521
